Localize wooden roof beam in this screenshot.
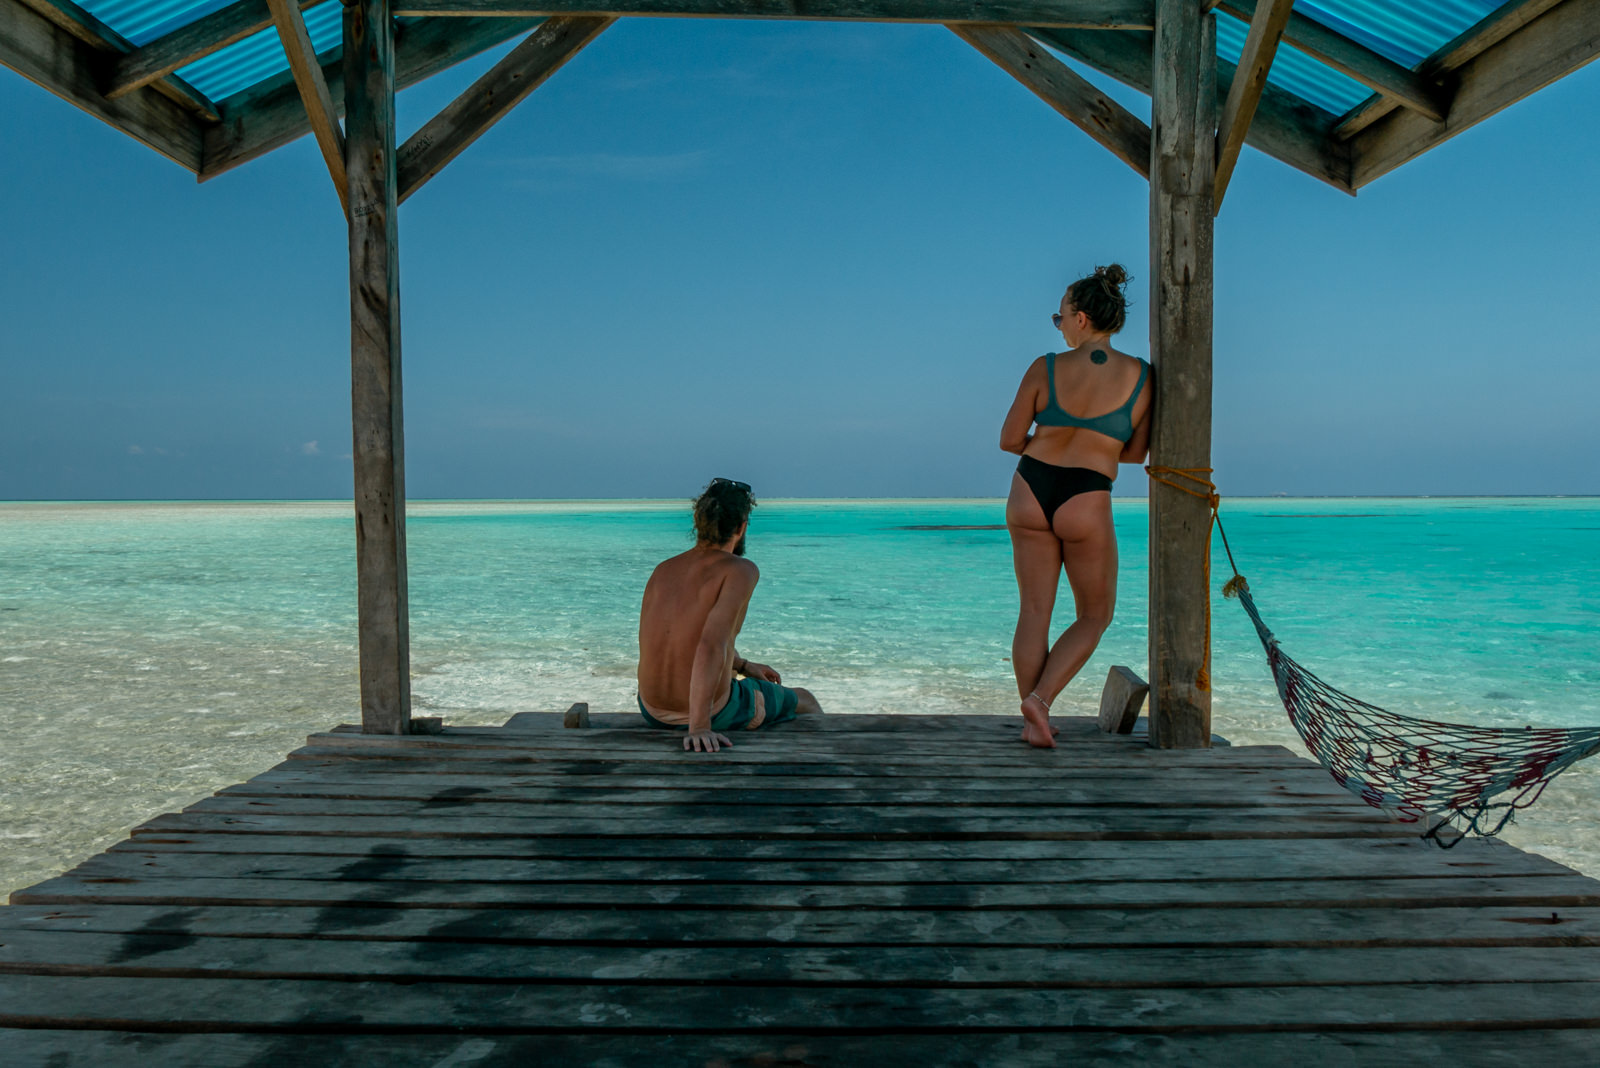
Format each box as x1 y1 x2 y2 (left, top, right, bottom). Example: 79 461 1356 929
1025 25 1352 194
12 0 220 120
392 0 1154 27
1350 0 1600 188
1218 0 1451 123
398 15 613 203
266 0 346 214
200 16 543 179
1333 0 1566 141
0 0 203 169
1212 0 1291 211
109 0 328 101
951 23 1149 179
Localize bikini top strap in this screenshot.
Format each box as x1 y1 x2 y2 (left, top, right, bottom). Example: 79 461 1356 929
1123 358 1150 412
1045 352 1059 411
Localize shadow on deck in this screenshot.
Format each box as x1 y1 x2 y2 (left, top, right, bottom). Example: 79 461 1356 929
4 712 1600 1065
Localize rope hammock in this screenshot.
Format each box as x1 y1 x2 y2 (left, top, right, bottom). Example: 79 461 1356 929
1146 466 1600 844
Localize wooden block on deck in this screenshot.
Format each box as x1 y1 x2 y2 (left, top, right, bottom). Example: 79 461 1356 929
563 702 590 729
1099 666 1149 734
407 717 443 735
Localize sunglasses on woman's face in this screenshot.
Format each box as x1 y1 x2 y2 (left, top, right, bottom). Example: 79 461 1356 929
1051 313 1063 328
710 477 751 493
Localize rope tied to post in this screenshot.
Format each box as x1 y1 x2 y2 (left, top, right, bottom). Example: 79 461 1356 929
1143 465 1245 693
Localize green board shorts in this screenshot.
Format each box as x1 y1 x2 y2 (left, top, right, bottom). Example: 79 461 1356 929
638 676 801 732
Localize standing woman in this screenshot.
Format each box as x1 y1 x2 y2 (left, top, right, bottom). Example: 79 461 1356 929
999 265 1152 747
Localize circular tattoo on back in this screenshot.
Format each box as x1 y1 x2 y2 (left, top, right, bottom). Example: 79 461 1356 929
1091 349 1109 365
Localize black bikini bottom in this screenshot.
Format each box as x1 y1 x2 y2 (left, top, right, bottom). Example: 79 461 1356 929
1016 455 1113 524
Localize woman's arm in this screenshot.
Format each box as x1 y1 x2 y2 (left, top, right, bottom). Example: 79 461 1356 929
999 360 1042 455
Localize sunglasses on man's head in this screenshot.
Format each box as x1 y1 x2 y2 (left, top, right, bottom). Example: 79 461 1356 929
710 477 751 493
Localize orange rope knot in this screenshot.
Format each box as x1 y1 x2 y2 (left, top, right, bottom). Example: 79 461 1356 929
1144 465 1225 693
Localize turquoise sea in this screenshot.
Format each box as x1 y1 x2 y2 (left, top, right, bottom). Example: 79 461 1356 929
3 497 1599 895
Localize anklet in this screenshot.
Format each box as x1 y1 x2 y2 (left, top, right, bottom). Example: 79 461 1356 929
1027 691 1052 710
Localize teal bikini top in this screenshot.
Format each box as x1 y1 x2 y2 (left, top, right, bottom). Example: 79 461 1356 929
1035 352 1150 443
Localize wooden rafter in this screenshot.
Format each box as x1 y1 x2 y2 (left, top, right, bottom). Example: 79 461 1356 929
12 0 219 120
952 23 1149 179
1351 0 1600 187
1218 0 1451 122
397 16 613 203
0 0 203 168
1334 0 1566 141
393 0 1154 26
109 0 328 102
266 0 346 213
1212 0 1291 211
1024 26 1352 194
200 16 542 179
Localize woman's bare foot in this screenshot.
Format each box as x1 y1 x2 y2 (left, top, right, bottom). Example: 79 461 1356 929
1020 693 1056 748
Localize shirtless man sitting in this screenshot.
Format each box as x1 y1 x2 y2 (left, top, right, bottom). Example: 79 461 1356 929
637 478 822 752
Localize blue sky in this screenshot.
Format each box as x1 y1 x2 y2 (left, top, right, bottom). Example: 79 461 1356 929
3 21 1597 500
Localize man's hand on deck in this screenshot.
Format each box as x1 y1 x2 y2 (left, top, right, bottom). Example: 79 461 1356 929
684 728 733 753
741 661 781 684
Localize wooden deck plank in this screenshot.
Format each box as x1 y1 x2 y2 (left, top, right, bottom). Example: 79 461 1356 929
68 846 1575 883
6 902 1596 949
6 931 1600 987
300 726 1273 755
15 873 1597 910
6 974 1600 1031
178 795 1393 821
102 832 1573 875
5 1028 1597 1067
213 779 1355 806
241 761 1339 785
131 809 1418 841
283 752 1314 776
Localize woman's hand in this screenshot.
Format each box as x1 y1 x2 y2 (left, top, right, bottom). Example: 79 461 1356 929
684 728 733 753
741 661 781 684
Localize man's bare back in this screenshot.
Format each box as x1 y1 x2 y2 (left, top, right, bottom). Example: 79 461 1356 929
637 547 756 722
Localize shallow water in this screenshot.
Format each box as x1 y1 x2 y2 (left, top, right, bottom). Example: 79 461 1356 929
2 497 1598 894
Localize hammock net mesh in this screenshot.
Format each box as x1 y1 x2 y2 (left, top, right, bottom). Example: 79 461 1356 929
1230 580 1600 842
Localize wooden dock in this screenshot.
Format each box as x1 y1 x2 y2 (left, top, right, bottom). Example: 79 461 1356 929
4 711 1600 1065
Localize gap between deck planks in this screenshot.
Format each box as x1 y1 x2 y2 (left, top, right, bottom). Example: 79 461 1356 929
4 711 1600 1062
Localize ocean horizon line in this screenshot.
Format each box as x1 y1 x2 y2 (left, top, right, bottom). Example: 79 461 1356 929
3 493 1599 506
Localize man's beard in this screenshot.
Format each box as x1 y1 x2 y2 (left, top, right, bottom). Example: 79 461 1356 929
733 532 747 557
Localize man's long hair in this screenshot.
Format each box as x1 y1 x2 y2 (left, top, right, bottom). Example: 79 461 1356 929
694 481 755 553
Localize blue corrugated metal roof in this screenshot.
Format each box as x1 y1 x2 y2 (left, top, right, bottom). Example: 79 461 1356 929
1296 1 1501 68
75 0 238 47
1216 10 1368 115
46 0 1520 124
177 3 343 100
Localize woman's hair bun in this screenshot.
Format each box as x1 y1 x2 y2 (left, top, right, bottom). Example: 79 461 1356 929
1094 263 1128 289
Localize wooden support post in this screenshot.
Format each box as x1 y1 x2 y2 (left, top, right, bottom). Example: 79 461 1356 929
1213 0 1291 212
1147 0 1214 749
563 702 591 729
267 0 347 214
345 0 410 735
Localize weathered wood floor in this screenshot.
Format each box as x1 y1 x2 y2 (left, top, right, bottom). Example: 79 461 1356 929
4 712 1600 1066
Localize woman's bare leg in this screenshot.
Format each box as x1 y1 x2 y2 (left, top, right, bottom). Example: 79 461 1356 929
1028 491 1118 709
1007 472 1064 748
